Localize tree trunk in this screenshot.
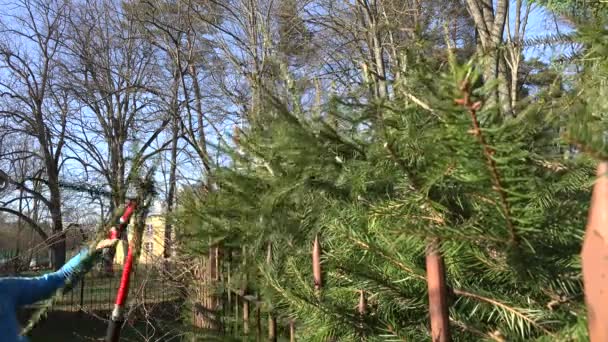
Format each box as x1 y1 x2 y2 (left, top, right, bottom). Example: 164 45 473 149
466 0 513 115
164 71 180 259
15 189 24 273
188 64 212 175
48 171 65 270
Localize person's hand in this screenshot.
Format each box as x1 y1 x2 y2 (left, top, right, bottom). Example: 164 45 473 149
95 238 119 251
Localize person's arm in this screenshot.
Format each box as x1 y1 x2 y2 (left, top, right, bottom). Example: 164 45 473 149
5 239 117 306
10 248 90 306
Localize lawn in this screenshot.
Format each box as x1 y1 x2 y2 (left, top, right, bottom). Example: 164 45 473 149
21 303 182 342
25 311 139 341
21 309 253 342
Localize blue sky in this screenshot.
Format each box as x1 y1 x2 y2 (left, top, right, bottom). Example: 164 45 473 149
518 3 576 61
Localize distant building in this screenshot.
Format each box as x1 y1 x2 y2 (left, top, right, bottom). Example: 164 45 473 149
114 201 173 264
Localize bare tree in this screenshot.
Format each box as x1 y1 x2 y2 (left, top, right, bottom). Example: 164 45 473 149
62 0 172 212
0 0 73 269
0 137 49 271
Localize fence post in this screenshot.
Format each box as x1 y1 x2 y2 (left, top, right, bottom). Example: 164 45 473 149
80 277 85 312
242 246 250 335
243 297 250 335
70 279 75 312
426 240 451 342
268 315 277 342
256 294 262 340
289 320 296 342
234 290 239 335
227 250 232 319
267 242 277 342
582 162 608 342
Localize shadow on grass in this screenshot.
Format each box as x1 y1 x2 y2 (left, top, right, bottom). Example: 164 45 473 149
18 302 283 341
20 308 184 342
20 310 111 341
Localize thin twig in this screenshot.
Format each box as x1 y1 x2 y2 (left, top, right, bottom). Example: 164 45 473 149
455 80 518 245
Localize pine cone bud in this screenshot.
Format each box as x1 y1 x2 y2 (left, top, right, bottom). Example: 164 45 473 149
312 234 322 290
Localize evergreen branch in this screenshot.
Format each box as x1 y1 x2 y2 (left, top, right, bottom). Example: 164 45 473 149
521 32 578 49
383 141 447 225
369 201 445 224
402 92 435 114
260 262 365 337
381 323 408 342
455 80 518 245
452 288 555 336
450 318 505 341
347 236 425 281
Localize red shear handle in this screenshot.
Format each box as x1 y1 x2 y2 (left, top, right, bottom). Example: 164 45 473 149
105 246 134 341
119 201 137 228
107 201 137 240
115 246 134 306
105 200 138 342
108 227 119 240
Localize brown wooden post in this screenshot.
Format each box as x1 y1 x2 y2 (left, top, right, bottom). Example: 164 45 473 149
268 315 277 342
208 246 218 330
267 242 277 342
193 248 219 331
79 277 85 310
312 235 322 291
227 250 232 327
192 257 206 328
426 240 451 342
209 246 217 284
214 246 221 282
582 162 608 342
242 246 250 335
289 320 296 342
235 291 239 334
256 297 262 340
243 299 250 334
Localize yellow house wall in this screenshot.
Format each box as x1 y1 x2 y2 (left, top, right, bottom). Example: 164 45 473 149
114 215 166 264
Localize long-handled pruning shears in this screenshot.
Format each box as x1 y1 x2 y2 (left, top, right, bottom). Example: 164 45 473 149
1 168 147 341
105 199 138 342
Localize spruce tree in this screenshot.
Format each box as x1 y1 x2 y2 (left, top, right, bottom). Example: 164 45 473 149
175 23 608 341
